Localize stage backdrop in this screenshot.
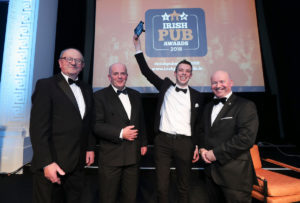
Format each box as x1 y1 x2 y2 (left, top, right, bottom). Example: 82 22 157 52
0 0 58 173
93 0 264 92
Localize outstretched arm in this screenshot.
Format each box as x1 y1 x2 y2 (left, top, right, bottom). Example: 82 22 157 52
133 35 164 90
133 34 142 52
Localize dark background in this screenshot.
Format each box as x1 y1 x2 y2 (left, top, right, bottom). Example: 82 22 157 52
0 1 8 81
1 0 299 148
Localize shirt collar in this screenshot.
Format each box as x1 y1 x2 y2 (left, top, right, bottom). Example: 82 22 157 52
111 85 126 93
214 91 232 100
174 84 189 93
175 84 188 89
61 72 78 83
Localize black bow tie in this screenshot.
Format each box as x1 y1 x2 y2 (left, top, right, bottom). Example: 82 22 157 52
117 89 127 95
68 78 80 86
175 87 187 94
213 98 227 105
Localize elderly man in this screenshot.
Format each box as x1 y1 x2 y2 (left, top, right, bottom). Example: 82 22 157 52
30 48 95 203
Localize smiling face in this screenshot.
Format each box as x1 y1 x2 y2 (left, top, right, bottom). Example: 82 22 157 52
211 70 233 98
58 48 84 79
174 63 192 87
108 63 128 90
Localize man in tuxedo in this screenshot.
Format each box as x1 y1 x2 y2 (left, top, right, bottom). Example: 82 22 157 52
133 35 204 203
93 63 147 203
30 48 95 203
199 70 258 203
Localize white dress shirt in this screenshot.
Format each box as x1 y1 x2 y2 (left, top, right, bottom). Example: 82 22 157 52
111 85 132 139
159 85 191 136
211 91 232 126
61 72 86 119
111 85 131 119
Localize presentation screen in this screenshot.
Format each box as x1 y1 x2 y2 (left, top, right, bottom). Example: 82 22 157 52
93 0 265 92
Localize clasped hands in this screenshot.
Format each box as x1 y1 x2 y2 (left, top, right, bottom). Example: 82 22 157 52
200 148 216 164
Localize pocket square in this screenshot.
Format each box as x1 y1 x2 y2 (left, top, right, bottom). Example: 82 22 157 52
221 117 233 120
195 103 199 108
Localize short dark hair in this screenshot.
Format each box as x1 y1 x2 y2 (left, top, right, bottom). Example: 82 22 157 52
175 59 192 72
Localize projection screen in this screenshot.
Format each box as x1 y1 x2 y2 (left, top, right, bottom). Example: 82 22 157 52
93 0 264 92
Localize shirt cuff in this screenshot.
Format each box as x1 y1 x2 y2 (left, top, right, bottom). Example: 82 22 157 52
119 129 123 139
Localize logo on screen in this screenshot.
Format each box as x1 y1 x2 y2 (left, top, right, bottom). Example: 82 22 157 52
145 8 207 57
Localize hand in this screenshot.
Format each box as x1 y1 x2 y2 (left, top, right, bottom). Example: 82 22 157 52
86 151 95 166
205 150 216 162
141 146 147 156
192 147 199 163
133 34 141 51
122 125 138 141
200 148 212 164
44 162 65 184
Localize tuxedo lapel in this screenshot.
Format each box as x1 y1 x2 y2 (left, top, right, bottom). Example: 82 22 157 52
207 102 214 128
189 87 197 126
128 89 138 122
107 86 130 121
79 84 91 119
56 74 81 116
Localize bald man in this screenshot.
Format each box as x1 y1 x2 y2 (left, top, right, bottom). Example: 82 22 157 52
93 63 147 203
198 70 258 203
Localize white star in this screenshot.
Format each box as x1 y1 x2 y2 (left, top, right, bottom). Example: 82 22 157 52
180 12 188 20
161 12 170 21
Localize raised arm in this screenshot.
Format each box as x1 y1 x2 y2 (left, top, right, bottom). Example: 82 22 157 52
133 35 164 90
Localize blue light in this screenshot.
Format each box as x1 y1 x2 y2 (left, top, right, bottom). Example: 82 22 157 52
0 0 39 173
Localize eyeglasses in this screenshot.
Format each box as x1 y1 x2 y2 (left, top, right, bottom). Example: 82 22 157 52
60 57 84 65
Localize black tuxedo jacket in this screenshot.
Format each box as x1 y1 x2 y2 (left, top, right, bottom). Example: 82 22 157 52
93 85 147 167
135 52 204 145
199 94 258 192
30 73 95 173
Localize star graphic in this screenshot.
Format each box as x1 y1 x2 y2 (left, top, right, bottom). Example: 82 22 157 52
180 12 188 20
170 10 180 21
161 12 170 21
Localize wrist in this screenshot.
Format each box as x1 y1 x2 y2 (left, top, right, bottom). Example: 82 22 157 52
119 129 123 139
199 148 205 155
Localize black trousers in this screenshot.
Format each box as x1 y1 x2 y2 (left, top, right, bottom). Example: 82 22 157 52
32 167 85 203
98 164 139 203
205 174 252 203
154 132 194 203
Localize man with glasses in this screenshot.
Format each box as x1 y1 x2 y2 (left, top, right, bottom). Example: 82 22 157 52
30 48 95 203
